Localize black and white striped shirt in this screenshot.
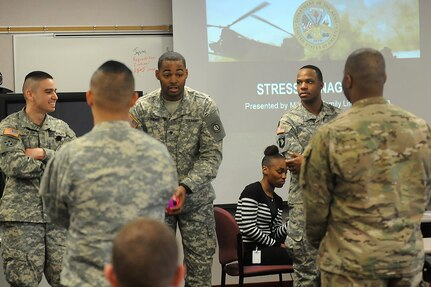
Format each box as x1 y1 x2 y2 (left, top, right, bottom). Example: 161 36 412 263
235 182 288 247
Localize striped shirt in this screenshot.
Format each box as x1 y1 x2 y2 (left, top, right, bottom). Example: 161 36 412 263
235 182 288 247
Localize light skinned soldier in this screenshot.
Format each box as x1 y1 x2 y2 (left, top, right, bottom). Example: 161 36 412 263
276 65 340 286
302 48 431 286
129 51 225 287
39 60 178 287
0 71 76 286
104 218 185 287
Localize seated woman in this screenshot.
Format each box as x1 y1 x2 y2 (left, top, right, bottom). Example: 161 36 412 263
235 145 292 265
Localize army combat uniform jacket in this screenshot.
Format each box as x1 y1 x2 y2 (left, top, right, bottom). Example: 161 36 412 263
130 86 225 208
277 101 340 240
40 121 177 287
0 108 75 223
302 97 431 278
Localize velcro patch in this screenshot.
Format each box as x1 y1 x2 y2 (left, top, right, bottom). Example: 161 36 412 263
276 125 285 135
277 134 286 149
205 112 225 141
3 128 19 138
128 113 140 129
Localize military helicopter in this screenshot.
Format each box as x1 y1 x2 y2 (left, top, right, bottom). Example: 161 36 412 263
207 2 304 61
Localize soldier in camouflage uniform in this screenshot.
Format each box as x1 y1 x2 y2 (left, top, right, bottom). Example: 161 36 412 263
302 48 431 286
276 65 340 286
0 71 76 287
129 51 225 287
39 60 178 287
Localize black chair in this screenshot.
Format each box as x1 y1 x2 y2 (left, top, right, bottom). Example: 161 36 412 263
214 207 293 287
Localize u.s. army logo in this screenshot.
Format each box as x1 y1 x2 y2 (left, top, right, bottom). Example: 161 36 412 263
293 0 340 51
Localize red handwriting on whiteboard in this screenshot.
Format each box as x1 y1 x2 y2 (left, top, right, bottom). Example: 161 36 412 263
132 48 156 74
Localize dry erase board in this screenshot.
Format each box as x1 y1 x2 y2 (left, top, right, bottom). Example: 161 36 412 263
13 34 172 93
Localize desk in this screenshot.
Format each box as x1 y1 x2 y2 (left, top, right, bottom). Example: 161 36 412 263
425 238 431 254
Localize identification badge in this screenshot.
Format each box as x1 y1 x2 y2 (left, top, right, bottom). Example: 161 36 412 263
252 248 261 264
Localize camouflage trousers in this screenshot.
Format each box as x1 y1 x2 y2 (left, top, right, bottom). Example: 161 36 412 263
285 204 320 287
0 222 66 287
321 270 425 287
165 202 216 287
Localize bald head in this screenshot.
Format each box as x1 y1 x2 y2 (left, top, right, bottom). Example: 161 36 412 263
90 60 135 112
343 48 386 103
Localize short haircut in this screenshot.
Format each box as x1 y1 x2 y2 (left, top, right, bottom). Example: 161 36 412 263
299 65 323 82
262 145 284 167
112 218 179 287
22 71 53 93
344 48 386 92
158 51 186 69
90 60 135 111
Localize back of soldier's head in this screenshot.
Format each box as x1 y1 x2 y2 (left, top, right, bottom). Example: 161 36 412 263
90 60 135 111
112 218 178 287
345 48 386 93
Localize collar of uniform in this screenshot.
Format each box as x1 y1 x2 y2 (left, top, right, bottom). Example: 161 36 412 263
352 96 387 108
298 102 319 121
18 108 50 131
320 101 339 117
154 86 194 119
93 120 130 131
298 101 336 122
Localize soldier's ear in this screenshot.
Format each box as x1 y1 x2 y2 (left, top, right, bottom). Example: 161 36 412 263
104 264 120 287
344 73 353 89
86 91 94 107
130 92 139 107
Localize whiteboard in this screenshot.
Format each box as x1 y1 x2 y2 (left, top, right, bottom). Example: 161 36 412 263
13 34 172 93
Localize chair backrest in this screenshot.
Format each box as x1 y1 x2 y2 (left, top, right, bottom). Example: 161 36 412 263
214 207 240 265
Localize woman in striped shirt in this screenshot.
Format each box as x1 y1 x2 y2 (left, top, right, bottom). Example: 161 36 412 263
235 145 292 265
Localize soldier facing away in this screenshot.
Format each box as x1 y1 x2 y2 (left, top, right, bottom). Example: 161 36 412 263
302 48 431 286
40 60 178 286
104 218 185 287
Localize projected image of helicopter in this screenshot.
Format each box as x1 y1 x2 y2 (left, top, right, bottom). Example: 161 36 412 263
207 2 304 62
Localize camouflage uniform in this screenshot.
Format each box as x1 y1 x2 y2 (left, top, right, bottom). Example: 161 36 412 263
130 86 225 287
39 120 177 287
0 108 75 287
276 102 340 286
302 97 431 285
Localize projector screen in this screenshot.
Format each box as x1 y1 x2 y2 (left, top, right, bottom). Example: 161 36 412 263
172 0 430 204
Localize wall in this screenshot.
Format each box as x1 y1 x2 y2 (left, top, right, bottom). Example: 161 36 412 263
0 0 172 91
0 1 285 285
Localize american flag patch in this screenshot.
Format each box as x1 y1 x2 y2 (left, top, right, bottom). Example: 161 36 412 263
276 126 285 135
128 114 140 129
3 128 19 138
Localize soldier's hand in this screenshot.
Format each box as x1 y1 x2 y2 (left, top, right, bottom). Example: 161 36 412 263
25 148 46 160
286 152 303 174
166 185 186 215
